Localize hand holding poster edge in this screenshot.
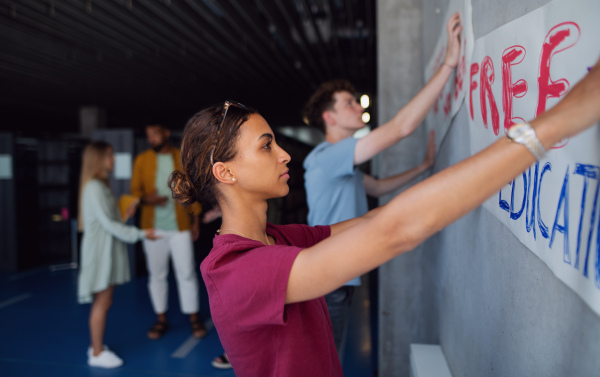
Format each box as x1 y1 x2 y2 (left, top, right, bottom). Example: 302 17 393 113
443 12 463 70
423 0 475 148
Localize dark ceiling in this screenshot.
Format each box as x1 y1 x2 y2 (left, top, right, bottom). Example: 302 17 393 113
0 0 376 134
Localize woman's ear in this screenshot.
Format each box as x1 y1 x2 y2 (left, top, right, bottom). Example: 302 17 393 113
212 162 236 184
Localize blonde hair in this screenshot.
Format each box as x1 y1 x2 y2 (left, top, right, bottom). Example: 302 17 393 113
77 141 113 231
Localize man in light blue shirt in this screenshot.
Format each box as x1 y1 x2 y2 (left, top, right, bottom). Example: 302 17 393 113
302 20 461 354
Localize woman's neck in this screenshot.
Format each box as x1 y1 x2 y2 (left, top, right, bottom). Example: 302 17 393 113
218 197 270 243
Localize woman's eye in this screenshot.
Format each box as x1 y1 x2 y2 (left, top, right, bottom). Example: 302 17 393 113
263 141 272 150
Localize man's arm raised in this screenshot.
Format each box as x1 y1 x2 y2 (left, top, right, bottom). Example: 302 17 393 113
354 13 462 165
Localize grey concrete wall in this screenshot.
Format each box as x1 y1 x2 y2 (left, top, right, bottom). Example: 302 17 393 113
377 0 600 376
377 0 437 375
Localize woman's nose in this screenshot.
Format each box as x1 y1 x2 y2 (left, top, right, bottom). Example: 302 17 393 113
279 146 291 163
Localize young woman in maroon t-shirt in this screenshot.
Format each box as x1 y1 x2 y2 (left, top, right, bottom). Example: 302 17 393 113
169 59 600 376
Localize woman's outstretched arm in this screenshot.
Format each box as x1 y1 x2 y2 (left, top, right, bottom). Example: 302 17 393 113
287 57 600 304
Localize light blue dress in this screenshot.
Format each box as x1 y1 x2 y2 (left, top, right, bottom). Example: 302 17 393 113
77 179 145 304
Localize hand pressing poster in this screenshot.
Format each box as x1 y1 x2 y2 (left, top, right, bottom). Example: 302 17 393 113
424 0 474 147
467 0 600 316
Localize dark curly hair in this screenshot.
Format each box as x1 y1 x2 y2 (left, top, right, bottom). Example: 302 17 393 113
169 103 256 210
303 79 356 133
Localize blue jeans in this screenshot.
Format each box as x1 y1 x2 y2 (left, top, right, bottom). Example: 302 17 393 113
325 286 355 355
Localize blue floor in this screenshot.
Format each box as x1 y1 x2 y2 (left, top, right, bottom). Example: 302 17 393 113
0 266 375 377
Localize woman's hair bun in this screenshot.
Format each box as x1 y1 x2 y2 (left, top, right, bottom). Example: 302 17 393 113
173 103 257 210
169 170 197 207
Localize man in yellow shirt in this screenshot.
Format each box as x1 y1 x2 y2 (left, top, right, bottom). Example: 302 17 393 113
131 124 206 339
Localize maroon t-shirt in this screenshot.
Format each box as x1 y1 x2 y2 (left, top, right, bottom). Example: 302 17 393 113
201 223 343 377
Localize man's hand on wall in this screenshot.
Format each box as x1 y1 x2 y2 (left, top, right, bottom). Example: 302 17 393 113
423 130 436 169
443 12 463 69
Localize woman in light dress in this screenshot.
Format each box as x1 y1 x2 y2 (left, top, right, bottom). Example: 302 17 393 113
77 140 157 368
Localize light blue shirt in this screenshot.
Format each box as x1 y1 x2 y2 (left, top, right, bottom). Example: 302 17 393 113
303 137 368 286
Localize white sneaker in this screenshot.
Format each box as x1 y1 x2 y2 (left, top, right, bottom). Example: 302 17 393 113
87 345 109 358
88 349 123 368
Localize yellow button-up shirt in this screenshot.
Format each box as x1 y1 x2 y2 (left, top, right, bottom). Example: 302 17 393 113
131 146 201 230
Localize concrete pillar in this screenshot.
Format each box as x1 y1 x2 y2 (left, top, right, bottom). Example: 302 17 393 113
377 1 437 376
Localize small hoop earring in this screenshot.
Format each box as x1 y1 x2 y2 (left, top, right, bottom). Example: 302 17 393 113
232 178 236 182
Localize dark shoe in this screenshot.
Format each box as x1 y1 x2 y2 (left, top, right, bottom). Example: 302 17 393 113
211 353 232 369
147 321 169 340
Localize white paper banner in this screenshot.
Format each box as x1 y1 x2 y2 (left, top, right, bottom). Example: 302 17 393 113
467 0 600 315
424 0 474 146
